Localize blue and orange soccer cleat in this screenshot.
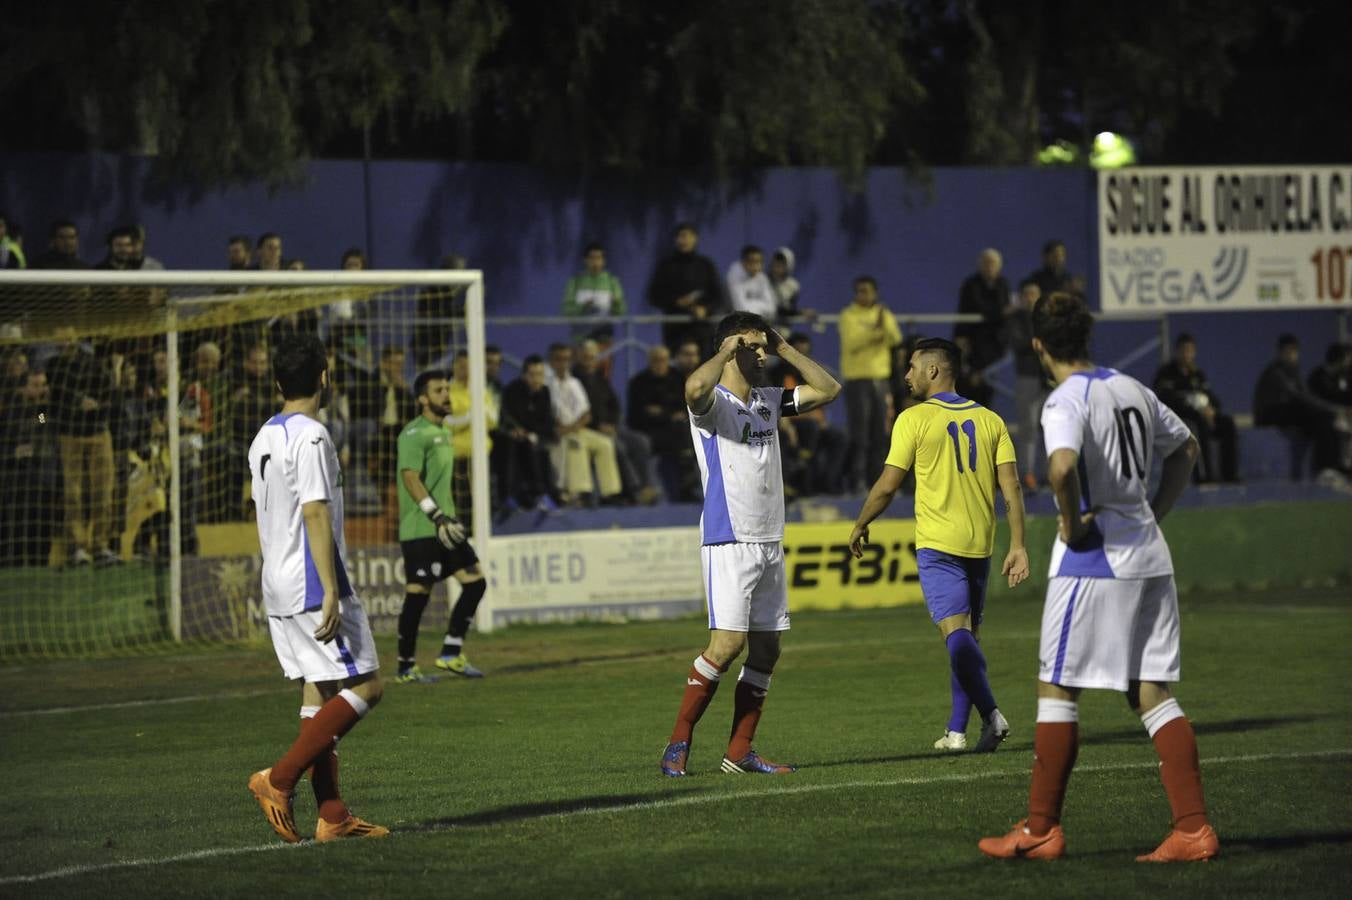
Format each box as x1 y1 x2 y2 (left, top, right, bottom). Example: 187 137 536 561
720 750 796 775
661 741 690 777
435 654 485 678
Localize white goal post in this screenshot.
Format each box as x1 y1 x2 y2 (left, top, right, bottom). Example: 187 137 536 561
0 269 489 653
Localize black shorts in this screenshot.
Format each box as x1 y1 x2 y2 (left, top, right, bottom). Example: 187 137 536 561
400 537 479 587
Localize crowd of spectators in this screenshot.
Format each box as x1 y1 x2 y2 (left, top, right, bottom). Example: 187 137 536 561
2 214 1350 570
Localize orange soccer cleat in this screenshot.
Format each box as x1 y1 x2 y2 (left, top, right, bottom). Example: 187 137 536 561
248 768 300 843
1136 824 1220 862
978 820 1066 860
315 815 391 842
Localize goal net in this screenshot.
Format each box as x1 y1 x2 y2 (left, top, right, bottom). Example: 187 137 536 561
0 270 489 659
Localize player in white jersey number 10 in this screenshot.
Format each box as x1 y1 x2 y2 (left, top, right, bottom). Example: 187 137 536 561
979 293 1218 863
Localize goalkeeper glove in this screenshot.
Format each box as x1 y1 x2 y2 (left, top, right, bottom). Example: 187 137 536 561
420 496 466 548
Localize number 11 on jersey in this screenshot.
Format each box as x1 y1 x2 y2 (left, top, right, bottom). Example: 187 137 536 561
946 419 978 473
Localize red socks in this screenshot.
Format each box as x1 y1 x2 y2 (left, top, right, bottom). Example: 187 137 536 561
1145 701 1209 832
1027 698 1080 835
669 655 723 744
300 716 350 825
726 667 772 761
1027 722 1079 835
271 690 368 794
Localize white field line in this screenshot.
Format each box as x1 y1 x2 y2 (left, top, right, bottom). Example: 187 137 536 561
0 631 1043 718
2 747 1348 886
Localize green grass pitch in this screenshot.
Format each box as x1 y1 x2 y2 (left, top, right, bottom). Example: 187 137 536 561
1 587 1349 897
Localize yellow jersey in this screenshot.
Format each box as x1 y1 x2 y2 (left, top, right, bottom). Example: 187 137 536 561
884 391 1016 558
448 380 498 457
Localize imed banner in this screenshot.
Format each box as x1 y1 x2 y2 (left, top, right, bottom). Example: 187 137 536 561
1098 165 1352 312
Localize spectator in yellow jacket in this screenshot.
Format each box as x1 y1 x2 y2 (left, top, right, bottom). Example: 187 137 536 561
839 276 902 491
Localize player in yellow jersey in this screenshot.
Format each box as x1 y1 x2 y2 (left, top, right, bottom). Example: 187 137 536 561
849 337 1030 752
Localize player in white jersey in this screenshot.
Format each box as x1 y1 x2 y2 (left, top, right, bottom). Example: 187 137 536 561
245 333 388 844
660 312 841 777
980 293 1218 863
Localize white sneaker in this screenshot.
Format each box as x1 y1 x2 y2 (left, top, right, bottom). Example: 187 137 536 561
70 548 93 567
974 709 1010 753
933 730 967 751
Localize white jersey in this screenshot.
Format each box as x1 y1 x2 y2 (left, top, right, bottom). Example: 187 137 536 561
248 411 355 616
689 384 798 544
1041 367 1192 579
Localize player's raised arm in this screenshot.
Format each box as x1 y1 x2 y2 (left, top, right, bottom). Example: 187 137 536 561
995 461 1030 587
770 327 841 412
849 464 907 558
685 333 744 415
300 499 341 642
1151 435 1199 523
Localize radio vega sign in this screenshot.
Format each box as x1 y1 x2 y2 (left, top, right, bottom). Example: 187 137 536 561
1098 166 1352 312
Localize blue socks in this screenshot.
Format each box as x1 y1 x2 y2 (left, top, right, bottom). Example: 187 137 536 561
946 669 973 733
946 629 996 720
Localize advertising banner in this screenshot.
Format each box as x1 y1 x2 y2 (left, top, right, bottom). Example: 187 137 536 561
481 528 704 627
783 519 923 610
1098 166 1352 312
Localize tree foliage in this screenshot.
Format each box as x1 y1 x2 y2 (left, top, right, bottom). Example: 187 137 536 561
0 0 1335 187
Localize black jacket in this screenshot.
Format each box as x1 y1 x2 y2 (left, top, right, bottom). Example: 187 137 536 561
502 379 556 441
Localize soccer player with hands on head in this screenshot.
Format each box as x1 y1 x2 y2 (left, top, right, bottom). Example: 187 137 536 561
393 369 489 683
661 313 841 777
979 292 1217 863
849 337 1029 754
246 333 388 844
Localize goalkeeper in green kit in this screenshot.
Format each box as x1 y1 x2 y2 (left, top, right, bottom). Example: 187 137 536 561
394 369 489 682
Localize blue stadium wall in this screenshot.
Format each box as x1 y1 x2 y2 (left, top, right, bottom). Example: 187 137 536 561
0 151 1337 420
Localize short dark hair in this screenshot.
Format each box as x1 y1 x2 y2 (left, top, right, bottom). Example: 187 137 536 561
380 344 406 360
547 342 569 356
1017 277 1039 292
912 337 961 375
673 222 697 236
485 344 502 356
522 354 544 370
1325 342 1350 365
787 331 811 348
106 225 136 246
272 333 328 399
340 247 365 266
257 232 280 248
227 234 250 248
1031 292 1093 363
741 244 763 260
854 275 878 291
1175 333 1196 347
714 311 771 348
49 219 77 238
1042 239 1065 255
1277 333 1300 350
583 241 604 256
413 369 448 398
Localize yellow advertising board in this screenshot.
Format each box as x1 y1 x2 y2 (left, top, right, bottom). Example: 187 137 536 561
783 519 923 610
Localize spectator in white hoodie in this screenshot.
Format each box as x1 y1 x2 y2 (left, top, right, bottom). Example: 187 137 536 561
770 246 815 327
725 245 778 319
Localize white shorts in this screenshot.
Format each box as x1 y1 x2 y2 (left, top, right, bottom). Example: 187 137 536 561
268 596 380 683
1039 574 1180 692
701 542 790 633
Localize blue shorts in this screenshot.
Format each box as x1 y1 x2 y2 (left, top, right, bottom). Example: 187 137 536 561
916 548 991 626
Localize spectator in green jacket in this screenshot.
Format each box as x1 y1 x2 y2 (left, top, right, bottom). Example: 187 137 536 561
563 242 627 346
